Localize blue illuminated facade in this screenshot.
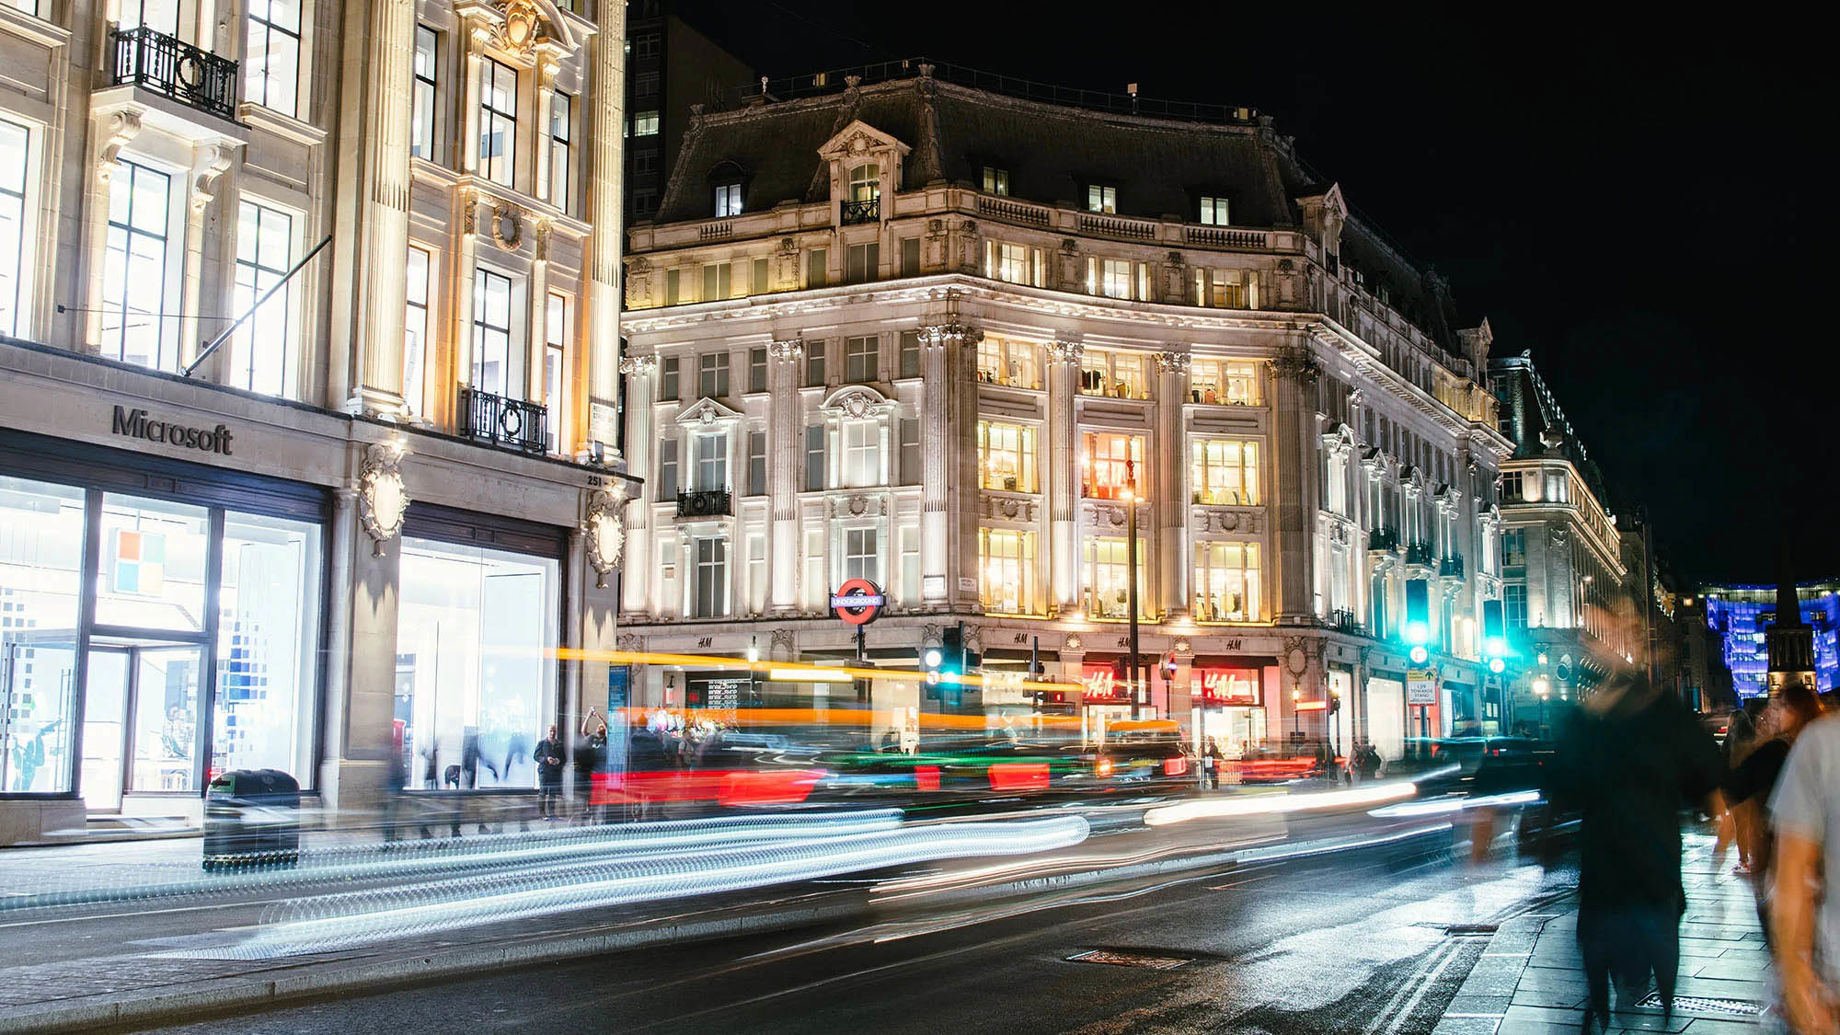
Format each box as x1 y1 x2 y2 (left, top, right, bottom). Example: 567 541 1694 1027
1701 581 1840 698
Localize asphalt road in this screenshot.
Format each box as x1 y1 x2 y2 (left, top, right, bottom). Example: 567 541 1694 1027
144 826 1570 1034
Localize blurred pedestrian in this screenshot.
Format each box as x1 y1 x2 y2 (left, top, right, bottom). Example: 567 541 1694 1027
1203 740 1224 790
534 724 565 820
575 709 609 825
1769 702 1840 1034
1716 707 1759 873
1544 669 1723 1032
1724 682 1822 946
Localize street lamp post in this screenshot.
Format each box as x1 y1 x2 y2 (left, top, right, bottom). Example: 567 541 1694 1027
1125 461 1142 721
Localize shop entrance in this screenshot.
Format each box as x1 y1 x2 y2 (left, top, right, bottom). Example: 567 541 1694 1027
81 640 206 810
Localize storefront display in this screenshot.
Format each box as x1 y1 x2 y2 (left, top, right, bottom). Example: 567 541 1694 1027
1191 661 1266 758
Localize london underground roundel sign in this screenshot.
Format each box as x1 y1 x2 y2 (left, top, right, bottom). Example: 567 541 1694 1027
831 578 885 626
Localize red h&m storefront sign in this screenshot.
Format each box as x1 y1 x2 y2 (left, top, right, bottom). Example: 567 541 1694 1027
1080 662 1130 703
1191 666 1261 706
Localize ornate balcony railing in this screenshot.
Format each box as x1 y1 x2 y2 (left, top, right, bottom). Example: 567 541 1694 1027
1439 554 1466 580
111 26 239 123
1328 608 1365 635
458 386 549 454
676 489 732 518
839 197 880 225
1405 540 1437 567
1367 527 1399 552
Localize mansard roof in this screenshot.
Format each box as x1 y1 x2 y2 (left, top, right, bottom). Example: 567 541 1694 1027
653 67 1467 350
1488 351 1611 502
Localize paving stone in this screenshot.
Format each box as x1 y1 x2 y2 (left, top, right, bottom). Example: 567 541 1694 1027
1432 1017 1502 1035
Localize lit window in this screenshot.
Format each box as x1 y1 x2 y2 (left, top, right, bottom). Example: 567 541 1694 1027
231 200 299 397
841 421 881 488
1194 541 1260 621
471 267 513 395
1078 349 1147 399
479 58 518 187
693 537 728 618
843 527 880 585
978 421 1037 492
846 241 878 283
979 528 1036 614
1199 195 1229 226
1083 537 1148 620
1189 359 1259 405
411 27 437 159
1502 528 1527 568
701 261 732 300
1191 439 1259 506
1194 268 1254 309
658 355 679 400
0 118 31 338
848 163 881 202
984 240 1043 287
982 166 1009 195
101 159 177 372
1086 257 1134 299
1505 583 1528 630
1082 432 1144 499
403 247 432 415
549 92 572 210
1086 184 1116 213
244 0 302 117
714 181 742 217
844 335 879 382
691 432 727 491
544 292 568 452
632 110 660 136
975 337 1040 390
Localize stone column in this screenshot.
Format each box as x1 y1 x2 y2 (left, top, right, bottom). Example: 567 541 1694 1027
1045 339 1082 614
528 222 551 403
917 317 981 608
334 0 417 417
320 473 404 819
618 355 656 616
1272 344 1322 623
1156 351 1190 618
767 339 804 615
582 7 627 459
450 191 482 412
180 143 234 375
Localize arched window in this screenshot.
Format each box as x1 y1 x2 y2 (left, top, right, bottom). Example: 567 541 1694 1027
847 163 880 202
710 161 746 217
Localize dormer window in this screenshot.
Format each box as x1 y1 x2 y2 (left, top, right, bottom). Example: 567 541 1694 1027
1086 184 1116 214
982 166 1010 196
848 163 881 203
1199 195 1230 226
714 181 742 217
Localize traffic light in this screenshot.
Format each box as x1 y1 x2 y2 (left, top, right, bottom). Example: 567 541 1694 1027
1404 579 1430 646
1482 599 1508 674
940 624 965 682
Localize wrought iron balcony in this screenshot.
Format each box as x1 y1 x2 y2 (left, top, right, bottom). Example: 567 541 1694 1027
840 197 880 225
458 386 549 454
1328 608 1365 636
676 489 732 518
1367 527 1399 552
1439 554 1466 580
111 26 239 123
1405 540 1437 567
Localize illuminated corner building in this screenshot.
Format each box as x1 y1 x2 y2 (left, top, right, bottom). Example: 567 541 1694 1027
1488 351 1633 715
621 0 755 224
1701 579 1839 698
617 62 1510 760
0 0 634 845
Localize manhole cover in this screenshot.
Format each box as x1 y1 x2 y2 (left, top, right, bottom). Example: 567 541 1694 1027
1635 993 1762 1017
1066 950 1192 971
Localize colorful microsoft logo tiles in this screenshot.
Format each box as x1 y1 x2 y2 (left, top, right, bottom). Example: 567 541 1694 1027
113 530 167 596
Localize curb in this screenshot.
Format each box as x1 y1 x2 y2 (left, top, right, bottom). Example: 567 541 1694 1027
0 823 1454 1033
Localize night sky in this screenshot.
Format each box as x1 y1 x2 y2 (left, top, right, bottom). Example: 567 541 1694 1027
674 3 1836 586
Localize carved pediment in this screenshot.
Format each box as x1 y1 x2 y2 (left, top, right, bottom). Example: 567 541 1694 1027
674 396 744 427
817 119 913 162
819 385 896 420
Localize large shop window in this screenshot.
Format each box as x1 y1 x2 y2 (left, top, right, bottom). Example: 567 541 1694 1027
1083 537 1149 621
1194 541 1260 622
0 467 325 800
398 538 558 791
1191 439 1259 506
101 159 178 373
978 421 1037 493
978 528 1036 615
231 200 299 398
1082 432 1143 500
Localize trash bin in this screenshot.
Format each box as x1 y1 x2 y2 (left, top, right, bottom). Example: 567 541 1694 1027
203 768 301 870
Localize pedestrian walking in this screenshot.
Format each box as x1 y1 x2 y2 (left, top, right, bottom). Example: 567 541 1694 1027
1723 682 1822 946
1543 669 1724 1032
1716 707 1759 873
534 724 565 820
574 708 609 825
1768 705 1840 1034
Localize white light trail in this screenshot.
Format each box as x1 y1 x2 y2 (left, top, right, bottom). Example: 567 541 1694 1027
1142 781 1419 827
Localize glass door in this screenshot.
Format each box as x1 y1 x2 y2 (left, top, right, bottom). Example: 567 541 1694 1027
129 646 204 793
81 650 130 810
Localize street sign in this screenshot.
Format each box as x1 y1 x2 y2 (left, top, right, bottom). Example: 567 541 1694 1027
1406 668 1437 705
830 578 885 626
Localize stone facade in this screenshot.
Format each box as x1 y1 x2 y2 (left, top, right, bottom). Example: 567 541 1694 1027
0 0 628 843
617 67 1512 759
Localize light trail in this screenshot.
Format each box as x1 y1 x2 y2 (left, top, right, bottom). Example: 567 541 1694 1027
1142 781 1419 826
1366 789 1542 818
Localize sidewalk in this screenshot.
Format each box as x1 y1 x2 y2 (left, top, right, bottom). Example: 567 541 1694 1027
1436 832 1776 1034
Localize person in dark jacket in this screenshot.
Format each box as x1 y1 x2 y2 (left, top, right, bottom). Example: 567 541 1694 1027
574 709 609 825
534 724 565 820
1544 670 1724 1032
